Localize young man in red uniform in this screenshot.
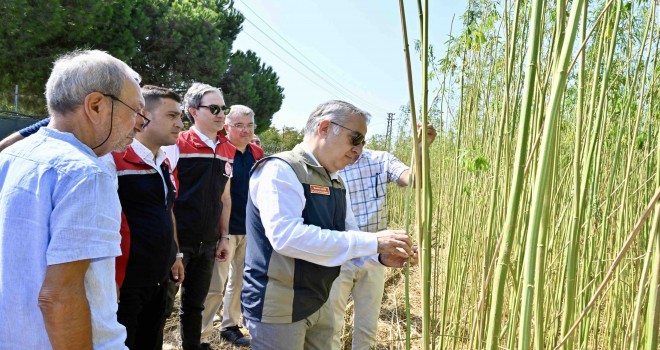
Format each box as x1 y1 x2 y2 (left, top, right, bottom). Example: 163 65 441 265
108 85 186 349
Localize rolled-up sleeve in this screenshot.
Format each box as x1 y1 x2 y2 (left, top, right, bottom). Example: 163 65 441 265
47 172 122 265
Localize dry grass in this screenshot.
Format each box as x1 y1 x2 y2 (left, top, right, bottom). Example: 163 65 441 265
162 267 425 350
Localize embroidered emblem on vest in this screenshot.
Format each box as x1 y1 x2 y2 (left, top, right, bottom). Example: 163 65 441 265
310 185 330 195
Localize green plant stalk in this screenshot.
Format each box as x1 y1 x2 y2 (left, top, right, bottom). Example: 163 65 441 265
397 2 419 348
573 1 588 345
533 127 557 350
469 1 522 346
644 208 660 350
419 0 432 348
485 0 544 347
404 170 414 350
628 6 656 348
560 1 622 345
643 17 659 350
555 186 660 350
518 2 584 348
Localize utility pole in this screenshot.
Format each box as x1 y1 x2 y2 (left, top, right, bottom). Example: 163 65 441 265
385 112 395 152
14 85 19 113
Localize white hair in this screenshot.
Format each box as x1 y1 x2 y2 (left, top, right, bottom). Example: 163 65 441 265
45 49 141 115
303 100 370 138
227 104 255 123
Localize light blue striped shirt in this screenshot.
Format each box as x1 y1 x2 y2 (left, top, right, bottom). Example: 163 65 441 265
0 127 126 349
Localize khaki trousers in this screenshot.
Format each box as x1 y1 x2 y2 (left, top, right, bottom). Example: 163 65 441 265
200 234 247 342
328 261 386 350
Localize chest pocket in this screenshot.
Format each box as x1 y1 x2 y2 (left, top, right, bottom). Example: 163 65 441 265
371 172 388 199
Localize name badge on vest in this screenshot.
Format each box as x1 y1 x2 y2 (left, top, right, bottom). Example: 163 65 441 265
310 185 330 195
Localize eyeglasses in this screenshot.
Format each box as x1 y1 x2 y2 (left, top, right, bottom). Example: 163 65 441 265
227 123 257 130
330 121 366 146
103 94 150 128
198 104 230 116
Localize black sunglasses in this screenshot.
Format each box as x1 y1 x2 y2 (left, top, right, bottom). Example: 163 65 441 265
103 93 150 128
330 121 365 146
198 104 230 116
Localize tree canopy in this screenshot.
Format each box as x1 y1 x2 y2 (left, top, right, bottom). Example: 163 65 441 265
0 0 284 126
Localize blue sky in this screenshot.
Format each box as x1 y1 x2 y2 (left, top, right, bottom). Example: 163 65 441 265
232 0 467 137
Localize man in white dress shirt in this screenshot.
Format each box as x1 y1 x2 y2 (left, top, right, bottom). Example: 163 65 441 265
241 100 418 350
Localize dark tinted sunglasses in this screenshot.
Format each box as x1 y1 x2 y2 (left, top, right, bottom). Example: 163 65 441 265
330 121 365 146
198 104 230 116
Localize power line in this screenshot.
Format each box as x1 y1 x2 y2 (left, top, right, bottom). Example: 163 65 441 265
235 0 384 113
237 0 373 106
241 31 356 101
242 22 380 111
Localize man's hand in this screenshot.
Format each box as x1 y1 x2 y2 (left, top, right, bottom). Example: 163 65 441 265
215 237 230 262
375 229 414 258
379 245 419 268
170 259 185 286
417 122 437 146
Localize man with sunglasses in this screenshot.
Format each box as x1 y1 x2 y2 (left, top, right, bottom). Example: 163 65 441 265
200 105 264 347
105 85 185 349
162 82 233 350
329 122 436 349
242 100 417 350
0 50 143 349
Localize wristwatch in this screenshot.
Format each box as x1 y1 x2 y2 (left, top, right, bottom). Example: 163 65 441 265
175 252 184 259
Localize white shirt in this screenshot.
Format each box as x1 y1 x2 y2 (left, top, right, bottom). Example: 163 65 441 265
162 126 220 170
249 144 380 267
104 139 169 200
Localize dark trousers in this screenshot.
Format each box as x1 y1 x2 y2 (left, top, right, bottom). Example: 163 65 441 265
179 241 217 350
117 282 168 350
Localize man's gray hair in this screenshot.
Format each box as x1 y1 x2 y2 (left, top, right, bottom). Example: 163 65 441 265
183 83 224 122
303 100 371 138
227 105 255 123
45 49 141 116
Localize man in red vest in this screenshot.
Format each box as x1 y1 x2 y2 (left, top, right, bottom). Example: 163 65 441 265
201 105 264 347
163 83 233 350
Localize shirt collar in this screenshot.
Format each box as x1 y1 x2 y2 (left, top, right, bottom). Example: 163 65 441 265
299 143 339 180
131 139 167 167
355 148 371 162
39 127 96 157
191 126 219 147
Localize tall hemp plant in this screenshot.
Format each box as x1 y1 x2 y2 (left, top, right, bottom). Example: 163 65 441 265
385 1 659 349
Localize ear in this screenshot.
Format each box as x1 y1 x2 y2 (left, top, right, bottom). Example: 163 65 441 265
318 119 331 138
188 107 197 121
84 92 107 125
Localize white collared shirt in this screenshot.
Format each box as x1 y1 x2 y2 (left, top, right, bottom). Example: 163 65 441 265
162 126 221 171
249 143 381 267
104 139 170 200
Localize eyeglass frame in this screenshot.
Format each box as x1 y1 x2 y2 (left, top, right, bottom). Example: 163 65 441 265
198 104 231 116
102 93 150 129
330 121 366 146
227 123 257 130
